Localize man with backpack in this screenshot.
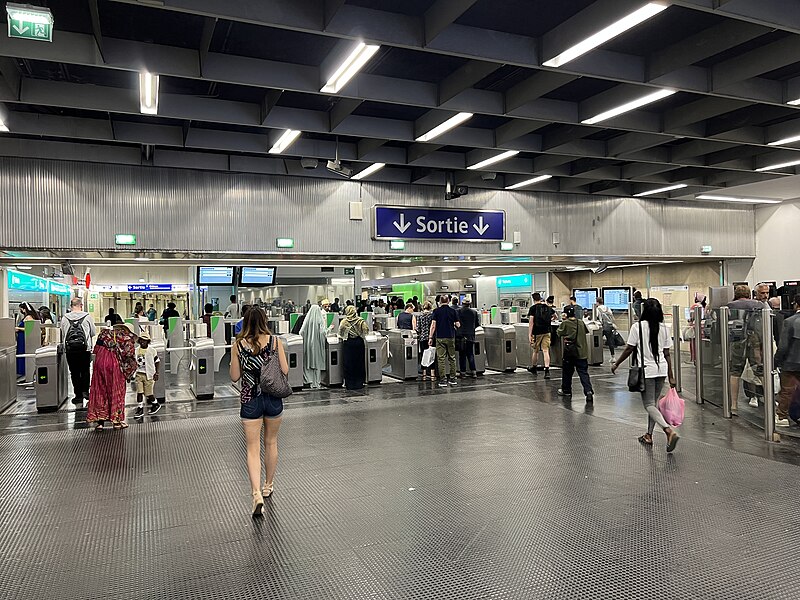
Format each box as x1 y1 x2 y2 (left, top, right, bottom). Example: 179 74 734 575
60 297 97 406
556 305 594 403
527 293 554 379
595 297 618 364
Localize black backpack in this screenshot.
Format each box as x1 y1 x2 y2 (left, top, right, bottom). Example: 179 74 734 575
65 316 87 352
562 321 581 360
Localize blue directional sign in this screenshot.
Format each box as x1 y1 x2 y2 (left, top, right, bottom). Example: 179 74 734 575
373 205 505 241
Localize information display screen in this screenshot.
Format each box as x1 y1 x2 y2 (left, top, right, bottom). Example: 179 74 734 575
197 266 235 286
239 266 277 286
572 288 598 309
601 287 631 311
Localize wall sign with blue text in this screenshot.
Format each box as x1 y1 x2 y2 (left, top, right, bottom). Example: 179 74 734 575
373 205 505 241
127 284 173 292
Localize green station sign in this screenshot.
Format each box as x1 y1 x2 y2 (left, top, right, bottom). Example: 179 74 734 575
6 4 53 42
115 233 137 246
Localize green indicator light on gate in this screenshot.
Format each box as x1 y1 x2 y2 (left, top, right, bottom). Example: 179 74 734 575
115 233 137 246
500 241 514 251
389 240 405 251
6 4 53 42
276 238 294 249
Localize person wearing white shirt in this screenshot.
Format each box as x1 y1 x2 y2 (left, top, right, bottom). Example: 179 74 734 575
612 298 679 453
225 295 240 320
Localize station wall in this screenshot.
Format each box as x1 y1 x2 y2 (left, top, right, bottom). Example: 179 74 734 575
0 158 756 259
750 200 800 286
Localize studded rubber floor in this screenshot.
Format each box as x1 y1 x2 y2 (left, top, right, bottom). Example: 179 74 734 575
2 372 799 599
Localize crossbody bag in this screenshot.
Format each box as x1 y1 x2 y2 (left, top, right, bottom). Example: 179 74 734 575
627 319 646 393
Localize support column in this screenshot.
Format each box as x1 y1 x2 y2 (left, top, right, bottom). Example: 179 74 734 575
0 267 8 319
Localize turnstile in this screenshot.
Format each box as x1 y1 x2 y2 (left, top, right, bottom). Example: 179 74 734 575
322 335 343 387
484 325 517 372
279 334 304 390
151 339 166 403
373 314 396 331
385 329 418 380
455 327 486 375
34 344 68 412
514 323 532 368
0 319 17 413
190 338 215 400
586 325 604 366
21 319 42 382
364 333 385 384
166 316 186 374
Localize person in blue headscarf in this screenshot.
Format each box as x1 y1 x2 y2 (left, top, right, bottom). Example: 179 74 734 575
300 304 327 389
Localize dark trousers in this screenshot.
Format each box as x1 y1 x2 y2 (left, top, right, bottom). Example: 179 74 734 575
561 357 593 395
602 325 616 355
66 349 92 400
458 337 476 373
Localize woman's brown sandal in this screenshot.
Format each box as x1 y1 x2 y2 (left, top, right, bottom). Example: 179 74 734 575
638 434 653 446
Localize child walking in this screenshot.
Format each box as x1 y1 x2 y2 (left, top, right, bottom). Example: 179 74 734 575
133 331 161 420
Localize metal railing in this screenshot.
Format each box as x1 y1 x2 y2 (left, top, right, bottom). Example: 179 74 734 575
672 305 682 393
694 306 703 405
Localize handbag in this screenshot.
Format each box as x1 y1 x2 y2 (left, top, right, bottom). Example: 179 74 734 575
613 330 625 347
258 337 293 399
421 346 436 367
627 319 646 393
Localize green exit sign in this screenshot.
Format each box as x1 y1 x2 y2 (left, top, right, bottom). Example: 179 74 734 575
6 4 53 42
343 268 355 275
276 237 294 248
115 233 137 246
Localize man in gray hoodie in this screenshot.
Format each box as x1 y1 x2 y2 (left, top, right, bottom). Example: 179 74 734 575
60 298 97 405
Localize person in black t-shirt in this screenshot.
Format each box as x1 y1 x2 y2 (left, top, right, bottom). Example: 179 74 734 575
527 292 553 378
429 295 461 387
456 296 479 377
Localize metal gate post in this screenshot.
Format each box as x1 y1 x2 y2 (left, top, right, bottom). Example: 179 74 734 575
694 306 703 404
672 305 682 393
720 306 731 419
762 307 775 441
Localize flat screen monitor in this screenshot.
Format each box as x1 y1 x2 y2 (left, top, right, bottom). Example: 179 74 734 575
572 288 598 309
239 266 277 287
197 266 235 286
601 287 632 311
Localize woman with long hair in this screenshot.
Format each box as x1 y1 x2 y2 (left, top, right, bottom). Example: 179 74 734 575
416 301 435 380
299 304 326 389
88 322 138 430
230 307 289 517
339 305 369 390
612 298 680 452
15 302 41 378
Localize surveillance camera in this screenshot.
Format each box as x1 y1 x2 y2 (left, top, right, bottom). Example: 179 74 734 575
480 172 497 181
300 158 319 170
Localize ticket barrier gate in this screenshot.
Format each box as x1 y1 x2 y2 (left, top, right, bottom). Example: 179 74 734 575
455 327 486 375
167 317 186 374
586 325 604 366
152 339 166 403
21 320 42 382
385 329 418 380
34 344 69 412
484 325 517 372
0 319 17 413
322 335 343 387
514 323 533 368
279 334 304 390
364 333 386 384
373 314 396 331
190 338 215 400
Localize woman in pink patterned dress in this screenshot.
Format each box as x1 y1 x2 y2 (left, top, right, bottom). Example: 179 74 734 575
87 323 138 430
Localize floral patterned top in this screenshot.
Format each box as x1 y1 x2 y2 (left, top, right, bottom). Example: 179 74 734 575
94 326 138 380
416 311 433 340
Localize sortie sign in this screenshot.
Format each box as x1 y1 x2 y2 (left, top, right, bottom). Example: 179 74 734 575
373 205 505 241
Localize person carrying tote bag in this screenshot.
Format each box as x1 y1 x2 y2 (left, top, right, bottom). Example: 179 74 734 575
612 298 680 453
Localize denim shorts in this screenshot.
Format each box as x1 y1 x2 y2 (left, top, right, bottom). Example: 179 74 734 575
240 394 283 420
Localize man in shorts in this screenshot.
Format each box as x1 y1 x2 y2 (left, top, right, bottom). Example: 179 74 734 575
527 292 554 379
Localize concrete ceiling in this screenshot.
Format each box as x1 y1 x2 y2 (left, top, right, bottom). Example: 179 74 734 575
1 0 800 201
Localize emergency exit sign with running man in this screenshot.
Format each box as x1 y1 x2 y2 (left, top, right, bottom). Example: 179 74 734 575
372 205 505 241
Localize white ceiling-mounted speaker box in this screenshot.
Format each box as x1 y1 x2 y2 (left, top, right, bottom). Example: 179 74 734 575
513 231 521 245
349 201 363 221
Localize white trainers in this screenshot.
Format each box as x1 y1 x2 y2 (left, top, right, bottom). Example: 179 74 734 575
748 398 759 408
776 418 791 427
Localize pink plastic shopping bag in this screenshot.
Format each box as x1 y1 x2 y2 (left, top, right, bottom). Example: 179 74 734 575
658 388 685 427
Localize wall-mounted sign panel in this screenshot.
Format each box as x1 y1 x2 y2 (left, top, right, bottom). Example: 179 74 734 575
373 205 505 241
496 274 532 288
8 269 49 292
49 281 72 296
127 284 173 292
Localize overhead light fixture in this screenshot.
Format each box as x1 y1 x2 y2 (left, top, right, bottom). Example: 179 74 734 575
767 134 800 146
542 2 667 68
696 195 781 205
16 265 32 270
0 116 8 132
467 150 519 170
134 257 151 262
139 72 159 115
505 174 552 190
755 158 800 172
582 89 675 125
788 98 800 106
138 278 146 283
321 42 380 94
416 112 473 142
352 162 385 180
633 183 688 197
269 129 301 154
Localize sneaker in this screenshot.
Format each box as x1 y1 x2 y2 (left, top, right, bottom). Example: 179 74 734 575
469 371 477 379
528 366 538 375
585 393 594 404
149 402 162 415
748 398 759 408
544 368 551 380
133 406 144 420
448 377 458 386
608 359 617 365
776 418 791 427
438 380 448 388
71 396 83 405
557 389 571 397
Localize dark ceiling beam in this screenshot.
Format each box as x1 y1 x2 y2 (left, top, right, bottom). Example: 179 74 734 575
505 72 576 113
0 58 20 101
323 0 346 29
260 89 282 125
674 0 800 34
87 0 105 62
357 138 387 160
423 0 479 45
407 143 444 164
540 125 597 152
438 60 500 105
199 17 217 74
329 98 362 130
703 104 795 138
711 35 800 90
607 132 672 157
494 119 548 146
664 97 751 131
670 140 735 162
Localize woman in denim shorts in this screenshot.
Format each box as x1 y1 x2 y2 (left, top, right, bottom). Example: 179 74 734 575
230 307 289 516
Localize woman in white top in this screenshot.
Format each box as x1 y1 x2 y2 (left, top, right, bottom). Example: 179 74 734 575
611 298 679 452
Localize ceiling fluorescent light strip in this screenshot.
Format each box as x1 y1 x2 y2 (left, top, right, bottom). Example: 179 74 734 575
696 195 781 205
582 89 675 125
352 162 385 180
755 158 800 172
542 2 668 68
268 129 302 154
788 98 800 106
467 150 519 170
321 42 381 94
0 116 7 132
505 174 552 190
139 72 159 115
767 134 800 146
416 112 473 142
633 183 687 197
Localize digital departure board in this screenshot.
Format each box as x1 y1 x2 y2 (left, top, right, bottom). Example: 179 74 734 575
197 266 234 285
601 287 632 311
